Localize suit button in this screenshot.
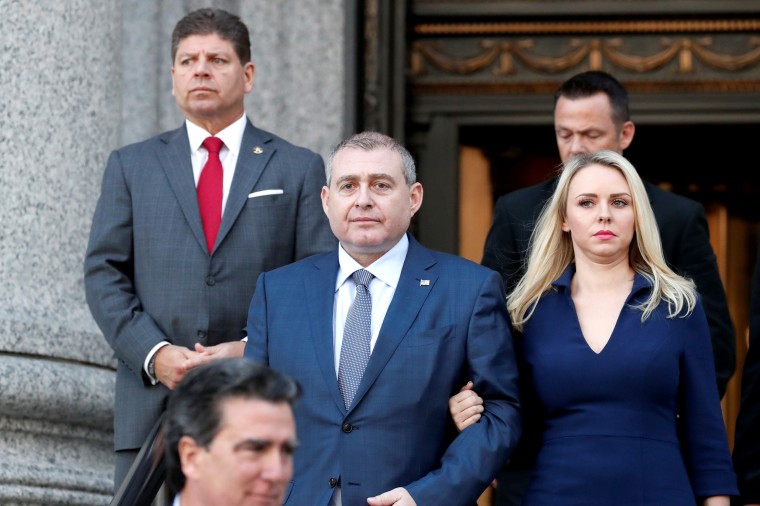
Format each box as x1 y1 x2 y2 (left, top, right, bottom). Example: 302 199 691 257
328 477 338 488
197 331 206 339
342 423 352 433
205 276 215 286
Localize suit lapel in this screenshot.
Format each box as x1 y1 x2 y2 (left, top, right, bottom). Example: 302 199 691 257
305 252 346 412
215 120 274 253
157 126 208 253
349 236 438 412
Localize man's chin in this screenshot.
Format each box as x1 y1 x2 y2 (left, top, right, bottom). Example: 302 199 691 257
186 100 221 116
345 240 386 253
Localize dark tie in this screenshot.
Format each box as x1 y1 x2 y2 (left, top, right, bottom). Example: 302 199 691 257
198 136 224 254
338 269 374 409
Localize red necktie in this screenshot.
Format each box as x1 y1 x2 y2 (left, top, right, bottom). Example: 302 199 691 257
198 136 224 253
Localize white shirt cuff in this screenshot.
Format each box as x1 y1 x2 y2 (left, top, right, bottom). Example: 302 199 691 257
144 341 170 385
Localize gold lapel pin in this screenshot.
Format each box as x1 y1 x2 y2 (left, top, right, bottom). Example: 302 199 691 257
252 146 264 154
420 279 430 286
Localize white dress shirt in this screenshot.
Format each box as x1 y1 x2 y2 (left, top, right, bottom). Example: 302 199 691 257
329 234 408 506
186 112 248 214
143 113 249 383
332 234 408 375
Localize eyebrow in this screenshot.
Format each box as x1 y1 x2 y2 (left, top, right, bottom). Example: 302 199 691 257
176 50 231 59
334 173 397 184
233 438 300 452
573 192 631 199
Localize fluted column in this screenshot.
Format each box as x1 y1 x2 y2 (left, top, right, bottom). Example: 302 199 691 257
0 1 348 503
0 1 120 504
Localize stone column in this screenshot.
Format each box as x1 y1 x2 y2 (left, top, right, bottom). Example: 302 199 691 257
0 1 120 504
241 0 350 159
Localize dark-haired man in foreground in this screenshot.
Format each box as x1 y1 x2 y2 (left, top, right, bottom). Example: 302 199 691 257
163 357 300 506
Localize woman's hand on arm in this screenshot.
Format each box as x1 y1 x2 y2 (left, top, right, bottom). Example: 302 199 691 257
700 496 730 506
448 381 484 432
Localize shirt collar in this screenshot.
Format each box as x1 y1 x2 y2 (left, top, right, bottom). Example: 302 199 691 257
336 234 409 291
185 113 247 156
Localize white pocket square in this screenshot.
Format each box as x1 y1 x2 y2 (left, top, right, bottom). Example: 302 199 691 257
248 189 284 198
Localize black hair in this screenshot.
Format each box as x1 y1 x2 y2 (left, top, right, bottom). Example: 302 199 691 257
554 71 630 127
171 8 251 64
163 358 300 494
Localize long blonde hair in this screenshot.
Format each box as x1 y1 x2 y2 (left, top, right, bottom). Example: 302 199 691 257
507 150 697 331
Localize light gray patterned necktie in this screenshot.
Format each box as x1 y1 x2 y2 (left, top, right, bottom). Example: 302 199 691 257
338 269 374 409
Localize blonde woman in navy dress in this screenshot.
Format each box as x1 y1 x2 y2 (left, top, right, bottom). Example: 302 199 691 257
451 150 737 505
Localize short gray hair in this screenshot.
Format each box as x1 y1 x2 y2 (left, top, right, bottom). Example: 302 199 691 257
325 131 417 186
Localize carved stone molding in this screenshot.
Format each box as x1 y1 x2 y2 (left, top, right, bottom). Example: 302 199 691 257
415 19 760 35
409 18 760 93
411 0 760 16
412 36 760 76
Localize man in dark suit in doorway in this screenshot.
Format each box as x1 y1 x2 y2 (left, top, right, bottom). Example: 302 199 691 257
470 70 735 506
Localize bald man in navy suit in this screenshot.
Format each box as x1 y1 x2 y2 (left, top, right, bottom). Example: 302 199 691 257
245 131 521 506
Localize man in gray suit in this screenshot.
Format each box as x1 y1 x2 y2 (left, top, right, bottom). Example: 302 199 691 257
84 7 335 490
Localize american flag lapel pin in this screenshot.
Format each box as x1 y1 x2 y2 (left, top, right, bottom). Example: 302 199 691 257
419 279 430 286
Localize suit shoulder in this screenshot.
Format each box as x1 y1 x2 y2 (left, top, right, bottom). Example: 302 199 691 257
496 178 556 209
248 124 320 158
644 182 706 235
113 126 184 155
429 249 498 277
491 178 556 228
644 181 703 214
264 250 335 278
425 249 505 296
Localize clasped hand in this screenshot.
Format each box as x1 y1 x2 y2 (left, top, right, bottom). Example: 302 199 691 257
154 341 245 389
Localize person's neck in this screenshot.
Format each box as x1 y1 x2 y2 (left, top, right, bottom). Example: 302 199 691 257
188 111 245 136
571 255 634 296
175 489 204 506
349 252 381 268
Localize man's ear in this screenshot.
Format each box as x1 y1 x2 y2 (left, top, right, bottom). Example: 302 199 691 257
178 435 203 480
619 121 635 151
243 62 255 94
321 186 329 216
409 182 423 217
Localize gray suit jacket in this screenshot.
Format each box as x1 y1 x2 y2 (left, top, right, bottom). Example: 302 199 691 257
84 119 336 450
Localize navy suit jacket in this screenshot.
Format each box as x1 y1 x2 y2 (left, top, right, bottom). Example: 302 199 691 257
245 235 522 506
84 120 336 451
